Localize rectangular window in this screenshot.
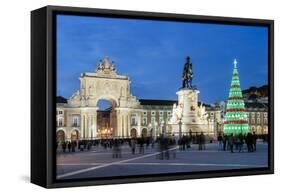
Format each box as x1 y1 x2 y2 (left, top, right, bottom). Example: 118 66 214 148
131 117 137 126
168 111 172 119
251 118 255 124
143 118 147 125
58 118 63 127
73 117 79 127
257 118 260 124
151 117 155 124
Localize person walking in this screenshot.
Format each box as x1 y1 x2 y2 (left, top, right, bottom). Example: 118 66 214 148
252 132 258 152
62 142 67 153
131 138 136 154
223 135 227 151
201 133 206 150
139 136 145 154
71 142 76 152
198 132 205 150
228 134 234 153
67 141 71 152
238 133 244 152
217 133 223 151
246 132 254 152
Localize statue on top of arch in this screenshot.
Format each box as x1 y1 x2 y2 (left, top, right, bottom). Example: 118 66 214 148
96 56 116 75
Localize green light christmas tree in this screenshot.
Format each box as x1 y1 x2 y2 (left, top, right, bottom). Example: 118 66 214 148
223 59 249 135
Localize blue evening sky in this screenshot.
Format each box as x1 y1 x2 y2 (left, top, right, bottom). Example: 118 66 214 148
56 15 268 104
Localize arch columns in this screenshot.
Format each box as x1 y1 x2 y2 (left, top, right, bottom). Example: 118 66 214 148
80 107 98 140
116 108 130 138
137 112 142 137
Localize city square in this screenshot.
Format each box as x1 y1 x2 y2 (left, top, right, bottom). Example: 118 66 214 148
57 141 268 179
56 15 269 180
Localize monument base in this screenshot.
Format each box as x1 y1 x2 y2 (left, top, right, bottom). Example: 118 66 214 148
168 88 215 138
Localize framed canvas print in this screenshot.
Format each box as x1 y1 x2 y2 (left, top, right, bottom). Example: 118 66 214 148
31 5 274 188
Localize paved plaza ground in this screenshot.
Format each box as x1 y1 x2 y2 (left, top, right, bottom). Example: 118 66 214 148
56 141 268 180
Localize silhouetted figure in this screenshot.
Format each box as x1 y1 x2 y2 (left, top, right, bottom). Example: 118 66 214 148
62 142 66 153
236 134 244 152
67 141 71 152
182 135 186 150
112 139 122 158
228 134 234 153
253 132 258 151
246 132 254 152
217 133 223 151
139 136 145 154
131 138 136 154
71 142 76 152
223 135 228 151
198 132 206 150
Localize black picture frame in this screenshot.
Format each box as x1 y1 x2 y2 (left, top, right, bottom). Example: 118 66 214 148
31 5 274 188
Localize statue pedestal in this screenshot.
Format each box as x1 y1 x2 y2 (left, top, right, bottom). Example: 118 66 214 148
168 88 210 136
176 88 199 124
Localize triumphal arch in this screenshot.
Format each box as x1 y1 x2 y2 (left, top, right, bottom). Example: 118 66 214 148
65 57 141 139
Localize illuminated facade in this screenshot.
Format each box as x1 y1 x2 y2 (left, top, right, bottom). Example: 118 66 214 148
56 57 267 142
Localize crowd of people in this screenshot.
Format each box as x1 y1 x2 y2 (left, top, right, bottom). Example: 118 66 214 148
217 132 258 153
57 132 266 157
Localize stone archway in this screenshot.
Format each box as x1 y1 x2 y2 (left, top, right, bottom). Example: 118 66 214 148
71 129 79 141
263 126 268 134
251 126 256 133
96 97 118 138
130 128 137 138
67 57 140 139
142 128 148 137
256 126 262 135
56 130 65 143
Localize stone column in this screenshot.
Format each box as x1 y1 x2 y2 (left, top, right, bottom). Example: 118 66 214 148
124 112 128 137
92 111 97 138
84 114 88 139
116 110 122 137
87 114 92 139
121 114 124 137
127 114 130 137
87 109 98 139
80 114 84 139
137 112 142 137
123 113 128 137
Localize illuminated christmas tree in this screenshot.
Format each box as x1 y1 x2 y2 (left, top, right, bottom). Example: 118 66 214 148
223 59 249 134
